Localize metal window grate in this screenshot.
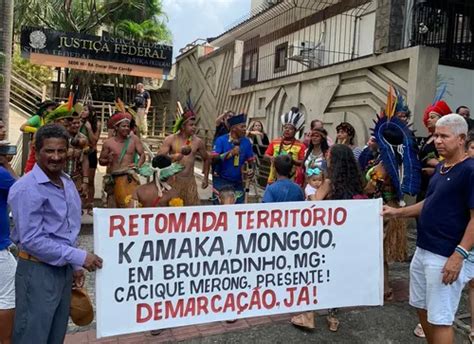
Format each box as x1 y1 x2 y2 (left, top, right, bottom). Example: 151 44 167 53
228 0 375 88
410 0 473 69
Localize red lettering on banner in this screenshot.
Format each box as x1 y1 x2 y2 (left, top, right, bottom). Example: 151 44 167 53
109 215 125 237
184 297 196 316
154 301 163 320
312 208 326 226
136 303 152 323
257 210 269 228
197 296 209 314
129 214 139 236
169 213 186 232
246 211 254 230
166 298 184 318
210 295 222 313
334 207 347 225
236 292 248 314
296 286 310 306
284 287 296 307
235 211 245 230
187 212 200 232
270 210 283 228
155 213 168 233
289 209 299 227
142 214 153 235
222 293 236 312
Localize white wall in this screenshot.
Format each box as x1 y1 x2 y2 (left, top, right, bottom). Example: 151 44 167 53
437 65 474 111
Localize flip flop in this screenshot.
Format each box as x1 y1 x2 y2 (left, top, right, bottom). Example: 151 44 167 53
413 323 425 338
327 315 340 332
384 288 394 302
291 312 315 329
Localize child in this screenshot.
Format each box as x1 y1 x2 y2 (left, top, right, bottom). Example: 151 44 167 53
263 155 304 203
218 185 238 205
305 167 323 200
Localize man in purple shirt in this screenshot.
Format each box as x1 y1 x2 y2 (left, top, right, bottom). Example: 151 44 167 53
8 124 103 344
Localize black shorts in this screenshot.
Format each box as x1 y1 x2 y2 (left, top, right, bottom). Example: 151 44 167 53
88 150 98 169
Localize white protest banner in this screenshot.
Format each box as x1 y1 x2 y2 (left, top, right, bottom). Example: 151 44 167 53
94 199 383 338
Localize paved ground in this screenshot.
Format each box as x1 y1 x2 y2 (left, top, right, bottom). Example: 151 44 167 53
70 172 471 343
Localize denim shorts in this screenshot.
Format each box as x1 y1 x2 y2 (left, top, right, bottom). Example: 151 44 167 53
409 247 468 325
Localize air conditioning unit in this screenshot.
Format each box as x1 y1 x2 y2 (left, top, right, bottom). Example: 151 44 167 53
289 41 316 58
288 41 325 68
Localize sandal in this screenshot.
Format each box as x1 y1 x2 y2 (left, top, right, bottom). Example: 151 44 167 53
384 288 394 302
469 332 474 343
291 312 315 329
413 323 425 338
327 315 340 332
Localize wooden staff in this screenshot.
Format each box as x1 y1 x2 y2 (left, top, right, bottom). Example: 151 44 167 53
242 161 252 204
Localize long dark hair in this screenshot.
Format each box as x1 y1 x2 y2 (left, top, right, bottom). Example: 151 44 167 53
84 104 99 133
327 144 364 200
304 128 329 164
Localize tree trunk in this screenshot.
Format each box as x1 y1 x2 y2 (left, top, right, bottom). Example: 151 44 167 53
0 0 13 138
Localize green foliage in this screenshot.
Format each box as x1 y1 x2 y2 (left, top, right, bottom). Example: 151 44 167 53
14 0 169 38
13 48 52 85
116 19 171 43
14 0 147 34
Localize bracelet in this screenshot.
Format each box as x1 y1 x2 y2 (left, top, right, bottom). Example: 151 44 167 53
82 177 89 184
455 246 469 259
220 153 227 161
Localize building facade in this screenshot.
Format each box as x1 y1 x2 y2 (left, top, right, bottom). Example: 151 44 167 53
175 0 471 144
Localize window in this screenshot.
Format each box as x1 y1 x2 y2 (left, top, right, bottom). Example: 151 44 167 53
241 37 259 87
274 42 288 73
242 51 258 86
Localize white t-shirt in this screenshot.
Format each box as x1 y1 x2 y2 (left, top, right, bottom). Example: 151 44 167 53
305 184 317 200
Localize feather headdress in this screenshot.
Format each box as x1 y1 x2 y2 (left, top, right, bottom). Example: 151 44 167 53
173 101 196 133
372 87 421 199
281 107 305 132
115 98 137 119
44 91 75 124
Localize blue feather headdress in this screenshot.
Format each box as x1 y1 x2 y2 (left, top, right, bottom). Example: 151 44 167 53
372 86 421 199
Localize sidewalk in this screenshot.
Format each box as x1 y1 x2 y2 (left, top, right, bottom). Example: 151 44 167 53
66 278 412 343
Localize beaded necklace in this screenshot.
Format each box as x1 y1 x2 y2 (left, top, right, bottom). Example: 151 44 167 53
174 134 193 153
439 155 468 175
278 137 296 156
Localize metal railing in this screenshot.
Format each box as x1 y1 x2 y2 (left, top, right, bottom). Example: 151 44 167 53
409 0 473 69
231 0 374 88
52 98 175 137
10 69 49 115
